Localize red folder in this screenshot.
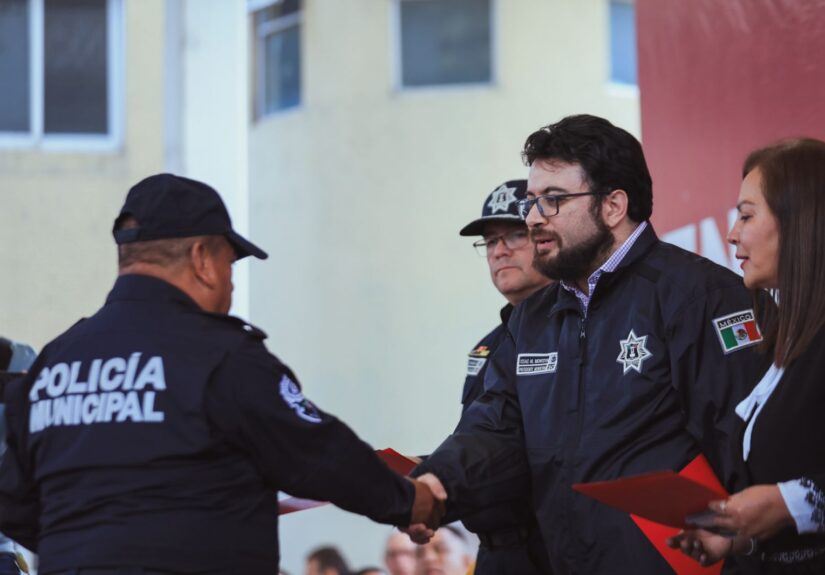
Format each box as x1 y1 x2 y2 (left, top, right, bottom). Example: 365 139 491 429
572 468 725 528
573 454 728 574
278 448 418 515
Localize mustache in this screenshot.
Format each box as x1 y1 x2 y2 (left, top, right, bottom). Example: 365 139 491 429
529 228 559 243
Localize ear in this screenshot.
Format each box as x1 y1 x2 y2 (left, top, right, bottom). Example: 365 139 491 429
601 189 629 229
189 239 218 289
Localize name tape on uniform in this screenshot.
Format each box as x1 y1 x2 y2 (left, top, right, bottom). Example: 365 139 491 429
28 353 166 433
516 352 558 375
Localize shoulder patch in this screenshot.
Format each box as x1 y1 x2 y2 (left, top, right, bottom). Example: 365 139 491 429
712 309 763 354
467 345 492 376
469 345 491 358
279 374 322 423
466 357 487 377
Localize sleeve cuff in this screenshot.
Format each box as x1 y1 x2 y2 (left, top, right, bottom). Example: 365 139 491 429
778 479 819 534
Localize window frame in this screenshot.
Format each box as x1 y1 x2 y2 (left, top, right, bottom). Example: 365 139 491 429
251 0 303 120
0 0 124 152
391 0 498 93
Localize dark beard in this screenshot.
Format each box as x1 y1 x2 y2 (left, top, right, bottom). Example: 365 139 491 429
532 215 614 282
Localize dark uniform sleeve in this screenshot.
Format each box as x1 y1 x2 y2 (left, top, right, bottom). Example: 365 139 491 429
0 374 41 551
414 329 531 520
204 341 416 527
667 284 771 491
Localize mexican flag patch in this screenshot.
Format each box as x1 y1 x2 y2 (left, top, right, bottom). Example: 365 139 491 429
712 309 762 353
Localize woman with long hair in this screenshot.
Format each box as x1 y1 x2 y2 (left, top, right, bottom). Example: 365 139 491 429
669 138 825 573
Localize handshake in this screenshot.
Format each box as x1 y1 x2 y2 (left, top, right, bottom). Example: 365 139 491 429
406 473 447 543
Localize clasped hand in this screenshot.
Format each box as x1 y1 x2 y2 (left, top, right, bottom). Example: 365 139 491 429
404 473 447 544
666 484 794 566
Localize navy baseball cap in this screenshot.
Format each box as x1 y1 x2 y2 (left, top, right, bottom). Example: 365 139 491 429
459 179 528 236
113 173 268 260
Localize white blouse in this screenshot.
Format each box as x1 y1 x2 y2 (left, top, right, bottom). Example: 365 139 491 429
735 364 823 534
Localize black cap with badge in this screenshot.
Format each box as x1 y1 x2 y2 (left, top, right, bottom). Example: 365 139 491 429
113 173 268 260
459 179 528 236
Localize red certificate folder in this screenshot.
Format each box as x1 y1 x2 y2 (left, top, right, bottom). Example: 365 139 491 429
278 448 418 515
573 454 728 574
572 470 726 528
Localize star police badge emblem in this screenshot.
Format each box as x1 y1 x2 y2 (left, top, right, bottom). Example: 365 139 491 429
486 184 518 213
616 329 652 374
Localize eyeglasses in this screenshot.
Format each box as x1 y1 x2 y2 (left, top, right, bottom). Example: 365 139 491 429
472 229 530 257
516 191 608 219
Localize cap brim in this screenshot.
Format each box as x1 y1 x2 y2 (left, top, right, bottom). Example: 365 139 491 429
226 230 268 260
459 214 524 236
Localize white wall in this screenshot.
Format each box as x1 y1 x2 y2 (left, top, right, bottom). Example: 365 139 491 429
180 0 252 318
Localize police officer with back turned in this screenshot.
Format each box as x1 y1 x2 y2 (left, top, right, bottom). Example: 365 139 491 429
0 174 443 575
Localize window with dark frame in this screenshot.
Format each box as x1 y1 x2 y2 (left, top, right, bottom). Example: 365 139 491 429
0 0 116 140
398 0 492 88
254 0 301 117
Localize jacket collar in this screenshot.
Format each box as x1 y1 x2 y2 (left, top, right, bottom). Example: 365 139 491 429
106 273 201 311
499 303 514 325
605 222 659 275
549 222 659 316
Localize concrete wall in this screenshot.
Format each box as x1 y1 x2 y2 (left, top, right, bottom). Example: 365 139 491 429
179 0 252 318
247 1 639 571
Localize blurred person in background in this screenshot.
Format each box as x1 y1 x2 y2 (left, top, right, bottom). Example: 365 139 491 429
353 568 385 575
384 530 417 575
0 337 37 575
669 138 825 573
305 545 350 575
415 524 473 575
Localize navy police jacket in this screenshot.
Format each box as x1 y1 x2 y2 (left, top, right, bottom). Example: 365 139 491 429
458 305 536 537
417 225 770 574
0 274 415 574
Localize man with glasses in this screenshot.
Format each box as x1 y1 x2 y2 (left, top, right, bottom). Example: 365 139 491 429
412 115 766 573
455 180 551 574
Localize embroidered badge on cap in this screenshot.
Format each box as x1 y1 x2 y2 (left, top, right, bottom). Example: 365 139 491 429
713 309 762 354
516 353 558 375
487 184 518 213
616 329 653 374
279 374 322 423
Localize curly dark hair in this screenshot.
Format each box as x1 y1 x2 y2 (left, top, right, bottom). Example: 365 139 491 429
521 114 653 223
